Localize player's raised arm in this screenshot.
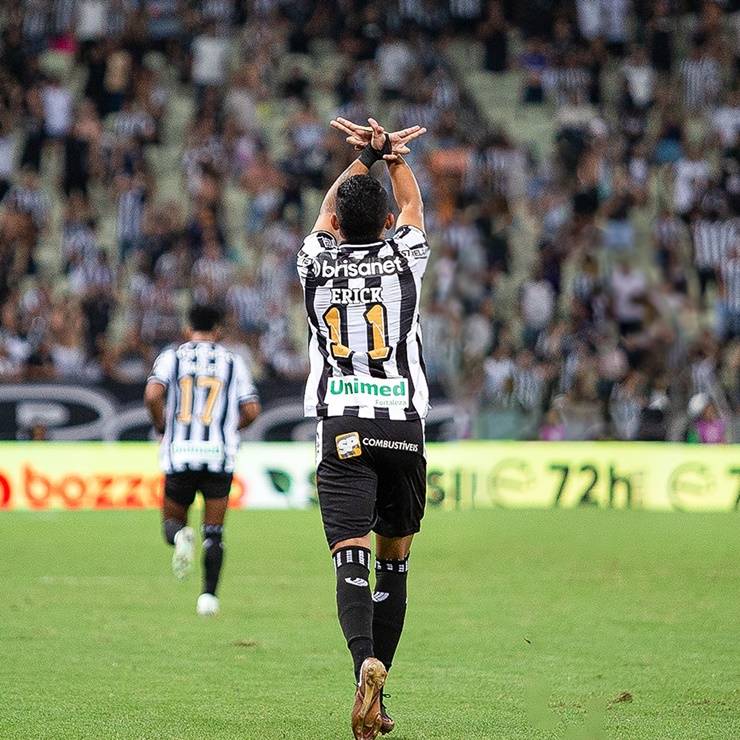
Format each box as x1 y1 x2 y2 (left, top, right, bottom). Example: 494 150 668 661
359 117 425 233
313 118 427 237
311 119 391 236
386 156 424 233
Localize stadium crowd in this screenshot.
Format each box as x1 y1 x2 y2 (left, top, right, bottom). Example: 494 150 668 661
0 0 737 442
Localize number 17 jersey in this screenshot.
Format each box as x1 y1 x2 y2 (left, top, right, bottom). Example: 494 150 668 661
148 341 258 474
297 225 430 421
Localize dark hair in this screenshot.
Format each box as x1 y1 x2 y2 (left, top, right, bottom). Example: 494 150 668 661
189 303 223 331
336 175 389 243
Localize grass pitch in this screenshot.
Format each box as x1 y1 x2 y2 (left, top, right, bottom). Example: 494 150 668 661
1 508 739 739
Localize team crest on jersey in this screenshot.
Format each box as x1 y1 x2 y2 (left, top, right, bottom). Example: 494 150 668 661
335 432 362 460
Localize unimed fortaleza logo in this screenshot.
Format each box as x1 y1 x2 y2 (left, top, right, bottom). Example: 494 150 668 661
328 376 408 408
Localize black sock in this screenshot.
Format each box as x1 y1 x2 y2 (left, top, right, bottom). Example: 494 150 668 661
163 518 184 546
372 556 409 673
334 546 374 681
202 524 224 596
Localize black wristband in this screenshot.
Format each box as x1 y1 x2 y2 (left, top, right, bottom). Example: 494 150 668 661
380 133 392 156
358 134 391 168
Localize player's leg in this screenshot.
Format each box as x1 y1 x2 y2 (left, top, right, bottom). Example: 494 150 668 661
162 495 188 543
162 474 197 580
196 473 232 616
202 494 228 596
372 534 414 736
331 533 374 679
317 419 386 739
372 420 427 735
373 533 414 674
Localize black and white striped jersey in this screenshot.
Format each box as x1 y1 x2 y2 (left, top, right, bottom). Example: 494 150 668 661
692 218 737 269
721 255 740 312
680 57 722 111
148 341 258 474
297 225 430 421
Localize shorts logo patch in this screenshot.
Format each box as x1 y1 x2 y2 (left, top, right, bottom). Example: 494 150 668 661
336 432 362 460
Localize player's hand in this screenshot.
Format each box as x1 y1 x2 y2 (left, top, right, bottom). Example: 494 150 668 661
330 117 426 157
368 117 386 151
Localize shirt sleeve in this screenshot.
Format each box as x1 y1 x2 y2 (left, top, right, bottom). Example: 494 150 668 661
233 355 259 403
393 224 430 262
297 230 336 281
147 348 176 386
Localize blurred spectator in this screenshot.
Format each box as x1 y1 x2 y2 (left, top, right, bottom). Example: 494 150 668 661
115 172 148 259
622 45 655 109
679 41 722 112
647 0 674 73
673 145 709 218
376 32 414 100
610 370 646 441
539 406 566 441
610 260 647 337
718 242 740 340
711 88 740 149
192 21 230 92
479 2 508 73
76 0 108 49
42 75 73 139
521 263 555 348
690 203 736 304
687 394 728 444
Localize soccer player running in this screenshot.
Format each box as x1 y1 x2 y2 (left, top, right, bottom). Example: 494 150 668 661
297 117 428 739
144 304 260 616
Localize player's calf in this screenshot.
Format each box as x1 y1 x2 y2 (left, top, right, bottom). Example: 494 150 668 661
372 555 409 674
334 545 375 681
163 518 185 545
163 495 194 580
202 524 224 597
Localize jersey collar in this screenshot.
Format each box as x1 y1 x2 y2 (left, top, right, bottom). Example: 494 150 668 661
338 240 384 250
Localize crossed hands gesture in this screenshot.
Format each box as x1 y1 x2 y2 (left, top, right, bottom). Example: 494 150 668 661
330 117 426 163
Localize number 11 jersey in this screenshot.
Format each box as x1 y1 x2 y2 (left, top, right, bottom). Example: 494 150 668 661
297 225 430 421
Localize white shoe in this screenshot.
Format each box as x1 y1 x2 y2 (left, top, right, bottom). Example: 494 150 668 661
172 526 194 580
196 593 220 616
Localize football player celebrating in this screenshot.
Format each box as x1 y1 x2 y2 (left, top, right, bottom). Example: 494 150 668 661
297 118 428 738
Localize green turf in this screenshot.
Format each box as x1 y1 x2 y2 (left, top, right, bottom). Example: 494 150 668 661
1 509 739 739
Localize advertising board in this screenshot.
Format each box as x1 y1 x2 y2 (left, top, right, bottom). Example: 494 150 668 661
0 442 736 512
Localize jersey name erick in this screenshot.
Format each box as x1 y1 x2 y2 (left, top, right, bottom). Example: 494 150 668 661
330 285 383 305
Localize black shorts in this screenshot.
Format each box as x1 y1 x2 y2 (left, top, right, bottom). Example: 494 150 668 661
164 471 233 507
316 416 426 548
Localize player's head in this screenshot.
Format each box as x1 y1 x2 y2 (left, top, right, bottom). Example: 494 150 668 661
332 174 394 243
188 303 223 338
